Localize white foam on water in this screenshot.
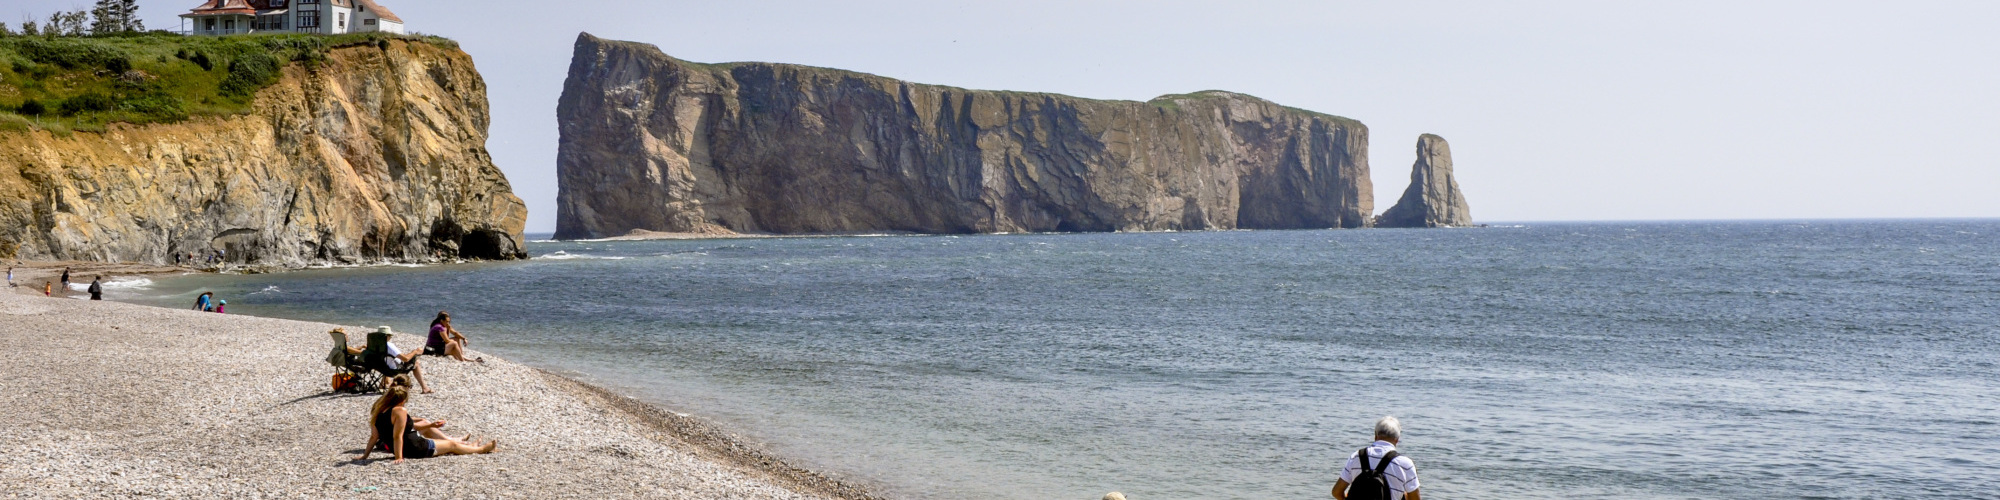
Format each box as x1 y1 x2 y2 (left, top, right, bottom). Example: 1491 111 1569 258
536 251 627 260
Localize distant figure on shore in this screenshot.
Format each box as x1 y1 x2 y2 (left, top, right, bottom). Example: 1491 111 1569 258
6 266 13 287
1331 416 1420 500
43 281 52 296
214 299 227 314
59 267 70 289
193 292 214 311
88 277 103 301
425 311 482 363
358 377 497 464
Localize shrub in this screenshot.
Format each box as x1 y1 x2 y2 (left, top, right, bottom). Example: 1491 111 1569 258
120 93 187 121
17 99 45 116
11 38 127 70
9 60 27 74
57 93 114 115
219 52 280 97
190 51 212 71
104 56 130 73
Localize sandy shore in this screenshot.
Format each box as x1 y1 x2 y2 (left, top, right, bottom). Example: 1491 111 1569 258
0 288 877 498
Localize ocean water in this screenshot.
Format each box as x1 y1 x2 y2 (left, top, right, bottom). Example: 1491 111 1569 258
128 221 2000 499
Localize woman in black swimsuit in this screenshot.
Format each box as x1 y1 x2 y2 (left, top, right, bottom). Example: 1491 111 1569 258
358 382 497 464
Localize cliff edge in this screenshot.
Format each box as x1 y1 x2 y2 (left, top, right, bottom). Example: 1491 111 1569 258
0 38 528 266
1375 134 1471 228
555 33 1371 239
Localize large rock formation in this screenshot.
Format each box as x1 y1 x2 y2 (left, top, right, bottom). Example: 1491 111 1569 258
555 33 1371 239
0 40 528 266
1375 134 1471 228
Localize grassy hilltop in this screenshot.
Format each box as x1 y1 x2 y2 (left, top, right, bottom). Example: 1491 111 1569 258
0 32 455 134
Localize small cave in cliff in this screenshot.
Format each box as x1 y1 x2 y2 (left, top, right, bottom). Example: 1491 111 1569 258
459 229 514 260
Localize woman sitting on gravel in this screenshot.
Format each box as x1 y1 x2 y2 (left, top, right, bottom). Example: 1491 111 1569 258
360 378 497 464
424 311 482 363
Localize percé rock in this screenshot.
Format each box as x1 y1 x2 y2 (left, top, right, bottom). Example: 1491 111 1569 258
555 33 1371 239
1375 134 1471 228
0 40 528 266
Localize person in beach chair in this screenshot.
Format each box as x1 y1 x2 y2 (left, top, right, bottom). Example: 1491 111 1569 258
361 326 433 394
327 328 381 393
358 377 496 464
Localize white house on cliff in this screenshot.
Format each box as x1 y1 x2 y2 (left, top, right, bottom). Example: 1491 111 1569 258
180 0 404 36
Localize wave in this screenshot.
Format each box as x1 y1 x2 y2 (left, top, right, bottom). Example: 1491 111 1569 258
68 278 154 291
536 251 628 260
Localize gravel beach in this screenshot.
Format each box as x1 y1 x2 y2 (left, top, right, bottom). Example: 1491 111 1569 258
0 288 875 499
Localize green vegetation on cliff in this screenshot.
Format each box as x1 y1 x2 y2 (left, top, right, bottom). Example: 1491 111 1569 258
0 32 456 133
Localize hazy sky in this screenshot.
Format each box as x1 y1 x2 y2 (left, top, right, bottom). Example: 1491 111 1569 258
16 1 2000 231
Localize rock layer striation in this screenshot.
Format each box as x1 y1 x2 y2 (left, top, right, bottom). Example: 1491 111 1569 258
0 40 528 266
1375 134 1472 228
555 33 1372 239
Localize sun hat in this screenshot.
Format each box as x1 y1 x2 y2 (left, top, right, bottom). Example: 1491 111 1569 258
375 326 395 335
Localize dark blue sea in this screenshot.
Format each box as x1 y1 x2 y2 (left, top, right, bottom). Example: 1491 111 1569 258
126 220 2000 499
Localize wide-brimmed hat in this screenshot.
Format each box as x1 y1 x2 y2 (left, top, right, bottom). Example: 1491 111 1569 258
375 326 395 335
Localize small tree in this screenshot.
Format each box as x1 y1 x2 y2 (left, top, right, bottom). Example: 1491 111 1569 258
65 11 91 36
0 22 12 37
20 21 38 37
119 0 143 32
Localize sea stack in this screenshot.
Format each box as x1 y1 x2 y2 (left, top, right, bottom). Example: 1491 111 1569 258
554 33 1373 239
1375 134 1472 228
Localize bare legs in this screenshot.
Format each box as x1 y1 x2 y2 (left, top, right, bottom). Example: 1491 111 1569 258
394 350 434 394
443 340 482 363
432 437 498 456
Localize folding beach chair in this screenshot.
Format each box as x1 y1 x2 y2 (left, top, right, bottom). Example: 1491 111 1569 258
327 330 379 392
360 329 417 386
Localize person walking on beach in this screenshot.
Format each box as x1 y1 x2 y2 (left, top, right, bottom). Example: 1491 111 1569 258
59 267 70 291
1331 416 1421 500
6 266 13 287
87 277 102 301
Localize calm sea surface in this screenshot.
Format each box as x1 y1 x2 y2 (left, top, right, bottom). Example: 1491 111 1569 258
126 221 2000 499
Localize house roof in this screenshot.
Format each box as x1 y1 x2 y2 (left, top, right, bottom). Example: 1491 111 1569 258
182 0 258 16
353 0 403 23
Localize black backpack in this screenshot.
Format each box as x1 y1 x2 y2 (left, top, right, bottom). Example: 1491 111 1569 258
1347 448 1401 500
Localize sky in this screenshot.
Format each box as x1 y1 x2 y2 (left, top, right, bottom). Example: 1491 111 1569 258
13 1 2000 231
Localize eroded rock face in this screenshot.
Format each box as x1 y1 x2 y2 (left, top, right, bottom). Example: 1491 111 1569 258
555 33 1372 239
0 40 528 266
1375 134 1472 228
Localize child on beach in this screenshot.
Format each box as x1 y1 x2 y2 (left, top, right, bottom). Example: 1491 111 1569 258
43 282 52 296
359 377 496 464
214 299 226 314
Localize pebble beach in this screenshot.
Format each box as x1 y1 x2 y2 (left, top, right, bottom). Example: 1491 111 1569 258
0 277 875 499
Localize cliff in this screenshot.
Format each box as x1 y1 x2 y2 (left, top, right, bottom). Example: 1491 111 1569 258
0 38 528 266
1375 134 1472 228
555 33 1371 239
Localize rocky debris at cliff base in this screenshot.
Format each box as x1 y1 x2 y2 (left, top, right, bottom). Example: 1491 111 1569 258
1375 134 1473 228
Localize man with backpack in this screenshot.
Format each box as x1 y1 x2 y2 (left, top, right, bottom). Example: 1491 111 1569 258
1331 416 1420 500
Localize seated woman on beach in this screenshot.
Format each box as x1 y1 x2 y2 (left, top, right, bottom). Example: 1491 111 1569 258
424 311 482 362
359 377 496 464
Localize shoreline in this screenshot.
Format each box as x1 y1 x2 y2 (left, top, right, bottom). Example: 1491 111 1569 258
0 277 880 499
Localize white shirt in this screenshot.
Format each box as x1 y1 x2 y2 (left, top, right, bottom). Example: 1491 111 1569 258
384 343 404 370
1339 441 1419 498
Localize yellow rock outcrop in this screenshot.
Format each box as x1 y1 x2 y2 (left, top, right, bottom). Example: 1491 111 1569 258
0 39 526 266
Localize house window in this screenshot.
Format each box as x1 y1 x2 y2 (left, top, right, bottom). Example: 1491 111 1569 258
205 18 216 30
364 19 375 25
338 13 345 29
299 11 319 27
223 19 234 30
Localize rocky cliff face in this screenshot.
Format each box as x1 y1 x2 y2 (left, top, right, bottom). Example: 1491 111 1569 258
0 40 528 266
1375 134 1471 228
555 33 1371 239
